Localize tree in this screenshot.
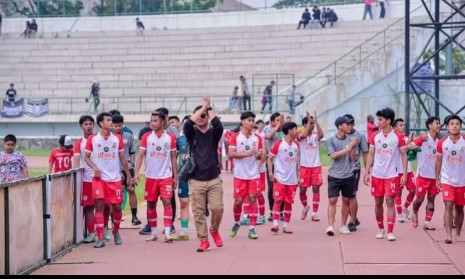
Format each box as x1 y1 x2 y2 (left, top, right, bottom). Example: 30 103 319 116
1 0 83 17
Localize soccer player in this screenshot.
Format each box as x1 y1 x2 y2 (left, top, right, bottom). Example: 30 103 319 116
176 115 191 241
299 111 324 222
85 112 132 248
325 116 358 236
134 111 178 243
229 111 263 240
364 108 407 241
435 115 465 244
268 121 299 234
408 116 440 230
48 135 74 174
112 114 141 226
345 114 368 232
73 115 96 243
392 118 416 223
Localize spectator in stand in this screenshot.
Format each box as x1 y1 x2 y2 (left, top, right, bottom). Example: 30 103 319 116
88 81 100 112
30 19 38 38
286 85 296 113
320 8 328 28
0 134 29 183
136 17 145 36
21 21 31 38
311 6 322 28
327 9 338 28
229 86 239 111
297 8 311 29
5 83 17 102
0 13 3 37
239 76 251 111
261 80 275 113
138 121 152 140
363 0 374 20
378 0 388 19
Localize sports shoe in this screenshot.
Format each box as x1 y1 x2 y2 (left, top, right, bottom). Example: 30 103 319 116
210 229 223 247
240 216 250 226
257 216 266 225
423 223 436 231
282 227 293 234
271 226 279 233
176 234 190 241
170 226 176 234
376 229 385 239
311 214 320 222
94 240 106 248
83 235 96 244
104 229 112 241
139 224 151 235
113 232 122 245
197 240 210 252
347 223 357 232
402 208 411 220
164 234 177 243
301 206 310 220
326 226 335 236
339 225 351 234
267 214 273 222
132 217 142 226
386 233 396 241
229 223 241 238
248 228 258 239
398 214 406 223
145 234 158 242
354 218 361 226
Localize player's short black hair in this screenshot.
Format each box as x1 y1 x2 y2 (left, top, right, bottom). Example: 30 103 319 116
282 122 298 135
109 109 121 116
112 114 124 124
4 134 16 143
96 112 112 128
79 115 95 125
193 106 203 114
256 119 264 125
444 115 463 126
301 116 315 126
151 111 166 121
376 107 396 125
156 107 169 116
240 111 256 120
270 112 281 122
393 118 404 128
169 116 180 122
425 116 440 129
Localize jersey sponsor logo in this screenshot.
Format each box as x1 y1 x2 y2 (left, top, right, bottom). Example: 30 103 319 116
376 147 394 157
245 145 250 150
446 154 463 164
104 147 109 152
382 143 388 149
156 146 162 151
97 151 117 160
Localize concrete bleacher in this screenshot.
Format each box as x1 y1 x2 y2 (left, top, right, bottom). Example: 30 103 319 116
0 19 399 107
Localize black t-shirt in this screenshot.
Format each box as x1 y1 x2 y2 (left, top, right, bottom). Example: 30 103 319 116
183 117 223 181
0 14 3 23
6 89 16 101
137 21 144 29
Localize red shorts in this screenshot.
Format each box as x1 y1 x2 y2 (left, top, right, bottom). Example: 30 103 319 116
145 178 174 201
299 166 323 187
416 176 439 197
81 181 94 206
398 172 415 191
442 184 465 206
234 178 261 199
273 181 298 204
259 172 266 192
92 178 123 204
371 176 400 198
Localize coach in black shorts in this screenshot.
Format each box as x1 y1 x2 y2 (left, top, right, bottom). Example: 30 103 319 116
325 116 359 236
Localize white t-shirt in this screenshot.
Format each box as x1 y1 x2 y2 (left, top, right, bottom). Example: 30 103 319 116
270 139 299 185
85 132 124 182
229 132 263 180
437 136 465 187
368 130 406 179
140 131 177 180
413 133 438 179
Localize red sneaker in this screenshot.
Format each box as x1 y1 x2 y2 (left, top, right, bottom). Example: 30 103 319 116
283 228 293 234
271 226 279 233
209 229 223 247
196 240 210 252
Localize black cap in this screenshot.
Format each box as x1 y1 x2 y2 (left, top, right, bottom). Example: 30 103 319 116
334 116 353 127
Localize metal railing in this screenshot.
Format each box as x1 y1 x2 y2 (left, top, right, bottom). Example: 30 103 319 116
0 0 398 18
289 1 431 103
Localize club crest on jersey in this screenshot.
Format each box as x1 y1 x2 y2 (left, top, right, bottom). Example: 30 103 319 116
382 143 388 149
112 143 117 148
164 142 170 148
104 147 109 152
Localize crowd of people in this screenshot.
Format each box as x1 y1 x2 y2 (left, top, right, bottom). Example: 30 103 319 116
1 102 464 252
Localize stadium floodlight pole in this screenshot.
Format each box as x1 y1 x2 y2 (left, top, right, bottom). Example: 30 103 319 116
405 0 411 134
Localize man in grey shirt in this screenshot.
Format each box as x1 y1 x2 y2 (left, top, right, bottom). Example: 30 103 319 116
325 116 358 236
345 114 369 232
111 114 141 226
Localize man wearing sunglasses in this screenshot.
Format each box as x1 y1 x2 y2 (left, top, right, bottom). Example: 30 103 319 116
183 97 224 252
